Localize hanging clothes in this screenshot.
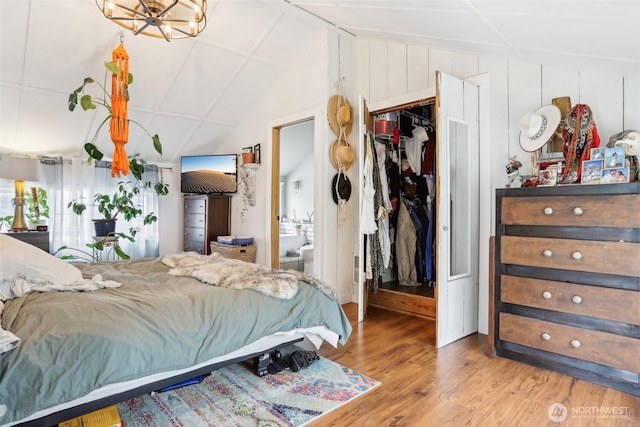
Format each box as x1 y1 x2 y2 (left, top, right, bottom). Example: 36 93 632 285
396 199 418 286
361 132 385 293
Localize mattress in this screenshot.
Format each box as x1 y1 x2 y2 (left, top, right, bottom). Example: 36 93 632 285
0 257 351 426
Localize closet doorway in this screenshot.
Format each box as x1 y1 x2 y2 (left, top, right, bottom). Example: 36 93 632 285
358 72 480 348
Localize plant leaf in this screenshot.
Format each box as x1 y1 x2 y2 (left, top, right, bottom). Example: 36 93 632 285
104 61 120 76
80 94 96 111
152 135 162 155
85 143 103 161
68 93 78 111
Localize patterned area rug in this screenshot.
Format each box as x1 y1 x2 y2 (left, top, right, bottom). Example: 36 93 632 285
117 354 380 426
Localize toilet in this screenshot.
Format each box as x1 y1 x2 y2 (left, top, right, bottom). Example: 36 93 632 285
300 245 314 274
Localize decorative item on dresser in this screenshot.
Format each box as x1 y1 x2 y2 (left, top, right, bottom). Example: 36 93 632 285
492 182 639 396
183 195 231 254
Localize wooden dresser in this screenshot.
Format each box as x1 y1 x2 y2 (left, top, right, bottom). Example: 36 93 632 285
183 195 231 255
492 183 639 396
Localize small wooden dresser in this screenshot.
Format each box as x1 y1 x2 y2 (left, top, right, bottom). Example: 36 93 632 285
492 183 639 396
183 195 231 255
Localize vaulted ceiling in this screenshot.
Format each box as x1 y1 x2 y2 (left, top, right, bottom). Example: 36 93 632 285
1 0 638 164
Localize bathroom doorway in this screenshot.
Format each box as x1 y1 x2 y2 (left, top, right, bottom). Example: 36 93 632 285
271 119 315 273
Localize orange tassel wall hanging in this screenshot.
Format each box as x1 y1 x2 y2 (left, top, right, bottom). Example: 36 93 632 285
110 42 130 178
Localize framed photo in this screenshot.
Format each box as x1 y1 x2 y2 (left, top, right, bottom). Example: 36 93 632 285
590 147 605 161
601 167 629 184
604 147 624 168
253 144 261 164
242 146 253 153
538 169 557 186
581 160 603 185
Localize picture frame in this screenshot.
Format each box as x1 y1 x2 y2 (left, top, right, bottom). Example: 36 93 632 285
601 167 629 184
580 160 603 185
242 146 253 154
538 169 557 186
253 144 261 164
590 147 605 161
604 147 625 168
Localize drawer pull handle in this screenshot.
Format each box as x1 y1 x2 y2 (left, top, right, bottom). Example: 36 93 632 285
572 295 583 304
573 207 583 216
543 207 553 215
570 339 581 348
571 251 582 260
542 249 553 258
541 333 551 341
542 291 552 299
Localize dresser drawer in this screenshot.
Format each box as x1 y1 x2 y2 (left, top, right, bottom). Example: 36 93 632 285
501 235 640 277
183 240 205 254
500 313 640 373
184 227 205 243
500 275 640 325
501 194 640 228
184 213 206 228
184 198 206 214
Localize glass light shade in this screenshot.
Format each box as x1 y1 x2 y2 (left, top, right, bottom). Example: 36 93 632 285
96 0 207 42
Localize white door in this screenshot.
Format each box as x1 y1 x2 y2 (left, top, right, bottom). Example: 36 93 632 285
357 95 370 323
435 71 480 347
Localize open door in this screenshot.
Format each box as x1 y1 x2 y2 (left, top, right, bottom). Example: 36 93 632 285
357 95 371 322
435 71 480 347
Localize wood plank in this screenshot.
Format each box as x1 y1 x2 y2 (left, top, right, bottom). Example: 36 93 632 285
368 289 436 318
310 303 640 426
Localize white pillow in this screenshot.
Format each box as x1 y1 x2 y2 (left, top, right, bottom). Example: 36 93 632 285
0 234 83 285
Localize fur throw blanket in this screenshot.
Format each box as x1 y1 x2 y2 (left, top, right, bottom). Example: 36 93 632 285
162 252 336 300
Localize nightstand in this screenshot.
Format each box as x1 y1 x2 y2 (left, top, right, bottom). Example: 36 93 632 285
4 231 50 252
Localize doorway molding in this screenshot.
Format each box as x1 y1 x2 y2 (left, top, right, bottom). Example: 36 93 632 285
266 106 326 279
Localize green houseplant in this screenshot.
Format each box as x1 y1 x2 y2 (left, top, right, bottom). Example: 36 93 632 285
68 60 162 163
62 51 168 261
0 215 13 232
66 156 169 260
25 187 49 227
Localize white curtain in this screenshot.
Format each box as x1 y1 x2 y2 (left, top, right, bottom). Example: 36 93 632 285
40 158 161 260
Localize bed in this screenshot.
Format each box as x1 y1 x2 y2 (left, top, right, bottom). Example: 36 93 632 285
0 235 352 427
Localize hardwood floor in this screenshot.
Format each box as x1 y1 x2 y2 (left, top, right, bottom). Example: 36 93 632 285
310 303 640 427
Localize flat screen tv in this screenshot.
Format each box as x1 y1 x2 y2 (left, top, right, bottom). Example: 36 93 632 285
180 154 238 194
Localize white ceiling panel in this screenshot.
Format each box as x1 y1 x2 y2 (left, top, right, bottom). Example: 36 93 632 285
0 85 21 151
0 1 30 85
252 13 321 65
206 59 283 123
1 0 637 164
199 0 282 54
179 121 236 156
158 43 246 117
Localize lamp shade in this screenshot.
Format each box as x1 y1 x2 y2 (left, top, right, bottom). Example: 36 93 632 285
0 155 40 182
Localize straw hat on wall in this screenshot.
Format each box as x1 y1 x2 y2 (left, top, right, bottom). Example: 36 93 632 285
329 137 355 171
327 95 353 137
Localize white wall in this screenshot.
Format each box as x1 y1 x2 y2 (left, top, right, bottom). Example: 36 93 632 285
216 30 358 303
354 39 640 334
283 155 314 222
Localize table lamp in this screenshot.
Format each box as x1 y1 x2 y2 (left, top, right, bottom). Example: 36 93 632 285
0 155 41 231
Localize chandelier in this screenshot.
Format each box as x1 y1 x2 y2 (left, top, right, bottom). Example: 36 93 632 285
97 0 207 42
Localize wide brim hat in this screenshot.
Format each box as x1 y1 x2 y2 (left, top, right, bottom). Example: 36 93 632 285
519 105 561 152
331 172 352 204
329 137 355 171
327 95 353 137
